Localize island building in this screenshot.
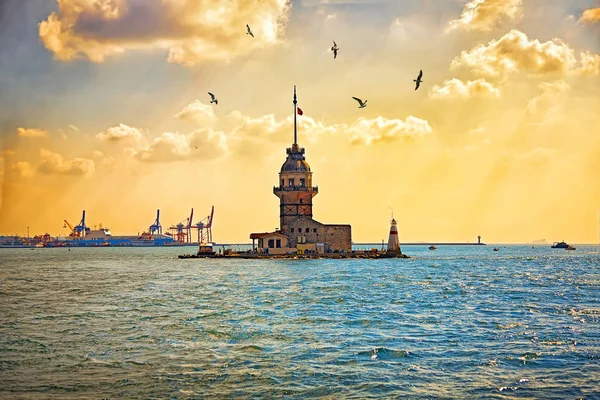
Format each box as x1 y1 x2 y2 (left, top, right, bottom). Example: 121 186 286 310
250 87 352 255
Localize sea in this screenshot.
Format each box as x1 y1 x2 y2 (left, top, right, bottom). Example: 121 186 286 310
1 245 599 399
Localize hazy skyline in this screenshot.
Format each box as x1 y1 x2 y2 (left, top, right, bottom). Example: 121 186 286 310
1 0 599 243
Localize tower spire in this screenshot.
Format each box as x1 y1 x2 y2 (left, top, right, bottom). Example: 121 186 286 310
293 85 297 146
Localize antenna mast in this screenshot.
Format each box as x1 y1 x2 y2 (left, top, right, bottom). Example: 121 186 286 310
293 85 297 146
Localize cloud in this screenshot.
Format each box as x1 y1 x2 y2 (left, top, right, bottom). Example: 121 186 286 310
429 78 500 99
68 124 80 131
450 30 600 77
96 123 146 142
12 162 36 178
579 8 600 24
39 0 291 66
37 149 95 177
175 100 217 125
526 79 571 113
446 0 523 33
345 116 432 145
135 129 227 162
17 127 49 138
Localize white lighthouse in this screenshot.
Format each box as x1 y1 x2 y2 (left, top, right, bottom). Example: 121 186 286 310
387 217 401 254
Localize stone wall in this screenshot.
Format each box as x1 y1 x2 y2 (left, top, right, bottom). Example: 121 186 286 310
285 216 352 252
323 224 352 252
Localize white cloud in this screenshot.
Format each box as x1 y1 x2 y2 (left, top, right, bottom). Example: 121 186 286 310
96 123 146 142
429 78 500 99
39 0 291 66
17 128 49 138
450 30 600 77
446 0 523 33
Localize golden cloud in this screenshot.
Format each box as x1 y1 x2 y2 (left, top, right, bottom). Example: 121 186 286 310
175 100 218 125
345 116 432 145
17 128 49 138
579 8 600 24
429 78 500 99
446 0 522 33
39 0 290 66
12 162 36 178
37 149 95 177
450 30 600 76
526 80 571 114
96 124 146 142
135 129 227 162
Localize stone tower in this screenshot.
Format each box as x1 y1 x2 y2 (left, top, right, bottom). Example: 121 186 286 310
273 86 319 233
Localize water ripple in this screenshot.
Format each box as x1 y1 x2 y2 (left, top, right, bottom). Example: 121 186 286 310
1 245 599 398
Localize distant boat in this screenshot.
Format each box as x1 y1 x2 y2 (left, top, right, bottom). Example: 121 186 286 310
551 241 570 249
493 247 499 251
566 245 576 251
428 245 437 250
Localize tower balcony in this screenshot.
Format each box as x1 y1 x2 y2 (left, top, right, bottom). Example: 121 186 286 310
273 185 318 195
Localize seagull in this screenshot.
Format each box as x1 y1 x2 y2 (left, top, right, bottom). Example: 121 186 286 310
208 92 218 105
194 146 198 149
246 24 254 38
413 70 423 91
331 40 339 59
352 97 367 108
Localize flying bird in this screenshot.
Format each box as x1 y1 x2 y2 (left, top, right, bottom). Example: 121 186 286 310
352 97 367 108
208 92 218 105
246 24 254 37
331 40 339 59
413 70 423 91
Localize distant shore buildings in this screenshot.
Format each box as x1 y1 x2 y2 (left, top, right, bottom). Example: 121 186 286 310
250 87 352 255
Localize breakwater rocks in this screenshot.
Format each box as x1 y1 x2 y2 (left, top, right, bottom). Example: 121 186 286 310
178 251 410 260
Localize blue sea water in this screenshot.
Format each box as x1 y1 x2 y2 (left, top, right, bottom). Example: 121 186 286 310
1 245 599 399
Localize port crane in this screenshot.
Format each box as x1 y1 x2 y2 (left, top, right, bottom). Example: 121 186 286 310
64 210 90 238
191 206 214 244
169 208 194 243
63 220 75 237
149 209 162 235
73 210 90 238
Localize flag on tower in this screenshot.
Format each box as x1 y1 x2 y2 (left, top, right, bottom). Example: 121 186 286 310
297 107 303 116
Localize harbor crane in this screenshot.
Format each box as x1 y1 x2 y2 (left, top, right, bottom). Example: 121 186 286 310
64 210 90 238
169 208 194 243
63 220 75 237
191 206 214 244
149 209 162 235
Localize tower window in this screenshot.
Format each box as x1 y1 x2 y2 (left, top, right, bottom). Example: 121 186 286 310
291 228 294 233
289 178 295 186
281 179 284 187
305 228 309 233
300 198 303 204
313 228 317 233
299 178 305 187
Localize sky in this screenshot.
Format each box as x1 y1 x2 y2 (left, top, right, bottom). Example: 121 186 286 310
0 0 599 244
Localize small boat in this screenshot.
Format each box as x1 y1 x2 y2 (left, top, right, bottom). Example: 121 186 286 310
551 241 569 249
566 245 576 251
428 245 437 250
493 247 499 251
